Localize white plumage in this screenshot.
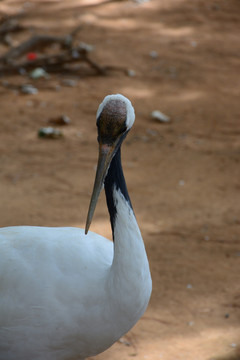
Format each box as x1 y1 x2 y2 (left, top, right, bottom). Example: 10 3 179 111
0 95 152 360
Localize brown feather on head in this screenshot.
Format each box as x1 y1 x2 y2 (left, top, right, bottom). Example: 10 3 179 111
97 99 127 144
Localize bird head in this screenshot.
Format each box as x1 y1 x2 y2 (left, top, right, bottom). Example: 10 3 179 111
85 94 135 234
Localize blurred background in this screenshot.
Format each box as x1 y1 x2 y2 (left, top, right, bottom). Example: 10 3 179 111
0 0 239 359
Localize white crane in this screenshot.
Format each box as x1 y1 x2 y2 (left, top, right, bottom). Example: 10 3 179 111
0 94 152 360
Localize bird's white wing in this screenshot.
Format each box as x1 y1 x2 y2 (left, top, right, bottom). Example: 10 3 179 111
0 226 114 360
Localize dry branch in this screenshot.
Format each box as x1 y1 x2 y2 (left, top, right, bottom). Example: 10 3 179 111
0 24 109 76
0 46 106 75
0 25 82 63
0 23 126 78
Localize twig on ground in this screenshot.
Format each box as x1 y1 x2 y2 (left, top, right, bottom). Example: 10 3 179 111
0 22 127 79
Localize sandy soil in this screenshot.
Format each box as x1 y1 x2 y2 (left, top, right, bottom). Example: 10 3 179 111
0 0 240 359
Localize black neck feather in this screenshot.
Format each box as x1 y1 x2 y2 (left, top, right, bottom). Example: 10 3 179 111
104 147 132 240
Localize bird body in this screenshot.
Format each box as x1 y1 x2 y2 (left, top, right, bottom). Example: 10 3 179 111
0 94 152 360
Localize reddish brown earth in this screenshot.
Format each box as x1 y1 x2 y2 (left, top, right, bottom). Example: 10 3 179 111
0 1 240 359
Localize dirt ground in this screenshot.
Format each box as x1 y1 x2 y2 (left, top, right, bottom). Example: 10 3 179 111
0 0 240 359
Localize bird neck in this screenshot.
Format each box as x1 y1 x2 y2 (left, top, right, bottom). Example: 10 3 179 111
104 147 132 240
104 147 152 336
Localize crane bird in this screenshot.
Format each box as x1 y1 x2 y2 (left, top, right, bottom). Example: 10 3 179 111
0 94 152 360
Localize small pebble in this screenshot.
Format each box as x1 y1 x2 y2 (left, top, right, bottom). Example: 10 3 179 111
151 110 170 123
21 84 38 95
187 284 192 289
190 41 197 47
127 69 136 77
179 180 185 187
38 127 63 139
149 50 158 59
30 67 49 79
62 79 77 87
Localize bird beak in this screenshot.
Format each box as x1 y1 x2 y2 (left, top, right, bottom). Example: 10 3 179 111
85 142 116 234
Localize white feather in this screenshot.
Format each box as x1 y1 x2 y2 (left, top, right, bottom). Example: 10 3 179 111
0 227 113 359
